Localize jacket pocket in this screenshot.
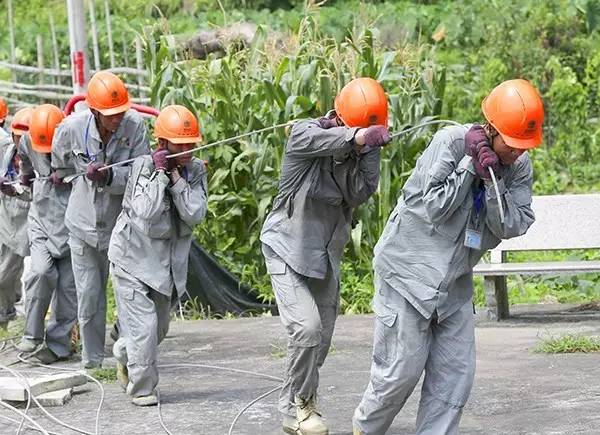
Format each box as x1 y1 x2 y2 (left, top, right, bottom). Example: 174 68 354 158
130 210 172 239
434 201 470 242
372 301 398 365
262 245 287 275
306 160 344 206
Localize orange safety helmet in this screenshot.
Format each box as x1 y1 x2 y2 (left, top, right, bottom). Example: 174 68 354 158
481 79 544 149
0 98 8 123
334 77 388 128
29 104 65 153
85 71 131 116
154 105 203 144
11 107 34 136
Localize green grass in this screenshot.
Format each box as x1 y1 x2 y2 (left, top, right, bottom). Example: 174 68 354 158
535 333 600 354
0 317 24 341
88 367 117 383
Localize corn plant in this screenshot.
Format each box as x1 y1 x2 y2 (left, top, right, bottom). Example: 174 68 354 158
143 10 445 309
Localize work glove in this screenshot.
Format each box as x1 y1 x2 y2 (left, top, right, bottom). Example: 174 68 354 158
474 145 500 180
362 125 391 148
20 173 34 188
464 124 490 157
48 172 66 187
86 162 109 183
0 176 17 197
152 148 169 171
317 116 339 129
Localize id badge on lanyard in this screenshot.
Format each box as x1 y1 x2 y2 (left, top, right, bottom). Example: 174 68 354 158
464 184 484 250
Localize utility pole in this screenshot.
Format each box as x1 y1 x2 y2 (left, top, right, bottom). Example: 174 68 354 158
66 0 90 102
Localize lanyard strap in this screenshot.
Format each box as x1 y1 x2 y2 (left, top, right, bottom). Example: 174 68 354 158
473 183 485 222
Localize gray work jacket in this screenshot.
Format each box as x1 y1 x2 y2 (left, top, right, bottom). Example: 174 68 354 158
51 109 150 250
0 131 31 256
260 119 381 280
19 134 71 258
374 124 535 321
108 155 208 297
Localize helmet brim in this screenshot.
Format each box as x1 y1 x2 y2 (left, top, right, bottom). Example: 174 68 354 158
11 124 28 136
499 130 542 150
95 100 131 116
156 134 203 145
31 142 52 153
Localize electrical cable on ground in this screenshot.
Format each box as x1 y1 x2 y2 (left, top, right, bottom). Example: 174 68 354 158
0 413 63 435
0 398 50 435
157 363 284 435
0 362 33 435
1 360 93 435
227 385 282 435
16 352 104 435
155 389 174 435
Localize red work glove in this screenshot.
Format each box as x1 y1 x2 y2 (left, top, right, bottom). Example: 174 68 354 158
317 116 339 129
474 146 500 180
464 124 489 157
0 176 17 197
86 162 109 183
362 125 391 148
152 148 169 171
48 172 66 187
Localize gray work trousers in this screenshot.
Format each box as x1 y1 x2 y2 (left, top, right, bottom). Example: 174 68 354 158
263 244 340 417
353 275 476 435
0 243 24 323
23 239 77 358
69 234 109 366
111 264 171 398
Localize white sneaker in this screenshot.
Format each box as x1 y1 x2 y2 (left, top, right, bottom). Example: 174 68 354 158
295 396 328 435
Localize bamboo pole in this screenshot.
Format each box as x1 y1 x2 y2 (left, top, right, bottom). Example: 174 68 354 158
135 36 145 99
88 0 101 70
121 32 129 68
103 0 115 68
36 35 44 85
49 12 62 86
7 0 17 82
0 61 73 77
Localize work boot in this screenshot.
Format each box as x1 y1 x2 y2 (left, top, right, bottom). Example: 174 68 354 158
116 361 129 391
132 392 158 407
352 427 364 435
84 361 102 370
33 347 59 364
16 337 40 353
282 414 300 434
295 396 328 435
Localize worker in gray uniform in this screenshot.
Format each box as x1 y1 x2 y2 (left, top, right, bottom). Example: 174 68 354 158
0 108 33 329
353 79 545 435
51 71 150 368
108 105 207 406
16 104 77 364
261 78 391 435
